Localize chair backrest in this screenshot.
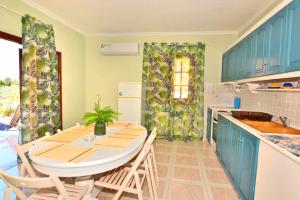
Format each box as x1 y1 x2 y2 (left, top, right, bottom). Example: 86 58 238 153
9 105 20 127
0 169 68 200
15 132 50 178
113 128 157 200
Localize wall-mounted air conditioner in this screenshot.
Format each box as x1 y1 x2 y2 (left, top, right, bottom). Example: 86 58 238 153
100 42 139 55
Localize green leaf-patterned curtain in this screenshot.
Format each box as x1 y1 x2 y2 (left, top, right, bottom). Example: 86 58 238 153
21 15 60 143
142 42 205 141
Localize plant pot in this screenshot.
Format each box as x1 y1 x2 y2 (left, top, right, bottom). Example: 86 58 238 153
94 122 106 136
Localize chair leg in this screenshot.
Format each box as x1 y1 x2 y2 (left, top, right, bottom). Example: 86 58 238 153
19 164 26 177
4 188 11 200
147 156 158 200
150 146 159 183
134 172 143 200
144 160 154 200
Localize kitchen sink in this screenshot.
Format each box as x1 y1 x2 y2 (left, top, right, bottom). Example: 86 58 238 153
239 119 300 135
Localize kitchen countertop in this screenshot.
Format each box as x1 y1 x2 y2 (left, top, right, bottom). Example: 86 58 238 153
219 113 300 164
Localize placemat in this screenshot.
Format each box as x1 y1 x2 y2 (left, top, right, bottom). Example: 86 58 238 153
95 137 134 147
108 121 131 127
35 145 92 162
44 132 88 142
109 134 139 140
31 144 64 156
117 128 144 136
70 147 99 163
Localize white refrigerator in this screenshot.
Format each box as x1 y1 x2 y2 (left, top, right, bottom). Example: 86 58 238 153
118 82 142 123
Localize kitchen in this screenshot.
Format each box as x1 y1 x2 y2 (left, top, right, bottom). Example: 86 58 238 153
205 0 300 199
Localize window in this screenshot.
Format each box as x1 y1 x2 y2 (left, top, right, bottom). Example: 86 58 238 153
174 56 190 99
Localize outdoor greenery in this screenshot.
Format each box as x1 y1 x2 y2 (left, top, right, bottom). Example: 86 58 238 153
82 99 119 125
0 77 19 117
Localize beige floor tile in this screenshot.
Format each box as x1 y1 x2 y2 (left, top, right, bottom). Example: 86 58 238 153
205 169 229 184
154 139 172 146
173 166 201 182
175 147 196 156
155 153 172 164
198 148 217 158
157 164 169 178
175 141 195 148
210 186 239 200
142 179 166 199
169 182 205 200
175 155 198 166
154 145 172 154
202 157 222 169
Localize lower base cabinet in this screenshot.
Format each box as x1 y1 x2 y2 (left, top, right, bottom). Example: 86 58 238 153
216 115 259 200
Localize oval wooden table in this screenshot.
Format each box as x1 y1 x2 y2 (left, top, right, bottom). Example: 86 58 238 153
29 124 147 177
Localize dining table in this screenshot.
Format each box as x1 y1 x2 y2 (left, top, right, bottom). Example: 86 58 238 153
29 122 147 178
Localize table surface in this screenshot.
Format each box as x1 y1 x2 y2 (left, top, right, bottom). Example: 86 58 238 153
29 124 147 177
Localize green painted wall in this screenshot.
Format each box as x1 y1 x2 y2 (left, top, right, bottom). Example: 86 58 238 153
85 35 237 111
0 0 86 129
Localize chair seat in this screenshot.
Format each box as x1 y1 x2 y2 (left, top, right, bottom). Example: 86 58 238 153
95 166 146 194
28 183 88 200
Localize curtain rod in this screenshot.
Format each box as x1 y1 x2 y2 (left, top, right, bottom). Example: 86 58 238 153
0 4 23 16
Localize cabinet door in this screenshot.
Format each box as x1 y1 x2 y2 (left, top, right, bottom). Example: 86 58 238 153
238 130 260 200
216 115 229 164
254 25 269 76
228 124 241 185
266 9 287 75
244 36 255 78
235 43 245 80
222 53 230 82
285 0 300 72
206 108 212 143
227 49 236 81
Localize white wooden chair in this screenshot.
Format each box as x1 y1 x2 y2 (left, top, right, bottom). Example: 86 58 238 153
15 133 51 178
95 128 157 200
0 169 88 200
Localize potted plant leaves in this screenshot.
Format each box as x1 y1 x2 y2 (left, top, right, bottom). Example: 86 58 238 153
82 99 119 135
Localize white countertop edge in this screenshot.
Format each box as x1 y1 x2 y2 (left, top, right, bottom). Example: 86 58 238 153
219 113 300 165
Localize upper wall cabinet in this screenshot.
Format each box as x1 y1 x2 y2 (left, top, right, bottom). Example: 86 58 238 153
222 0 300 82
285 0 300 72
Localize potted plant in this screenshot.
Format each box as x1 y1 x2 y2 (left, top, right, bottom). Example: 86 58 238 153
82 99 119 135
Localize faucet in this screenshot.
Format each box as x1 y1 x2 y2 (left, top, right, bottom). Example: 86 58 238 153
279 116 289 128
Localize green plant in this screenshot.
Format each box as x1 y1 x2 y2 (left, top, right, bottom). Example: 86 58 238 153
82 99 119 125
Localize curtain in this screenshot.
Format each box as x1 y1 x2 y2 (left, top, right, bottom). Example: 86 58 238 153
21 15 60 143
142 42 205 141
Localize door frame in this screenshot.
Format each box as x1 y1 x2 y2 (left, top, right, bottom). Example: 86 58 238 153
0 31 63 130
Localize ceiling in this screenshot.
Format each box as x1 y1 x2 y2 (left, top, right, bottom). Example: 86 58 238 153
21 0 281 35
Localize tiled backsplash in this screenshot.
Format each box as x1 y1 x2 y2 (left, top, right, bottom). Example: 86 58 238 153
205 82 300 129
239 91 300 129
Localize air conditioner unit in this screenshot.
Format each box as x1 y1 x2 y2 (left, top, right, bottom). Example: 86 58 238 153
100 42 139 55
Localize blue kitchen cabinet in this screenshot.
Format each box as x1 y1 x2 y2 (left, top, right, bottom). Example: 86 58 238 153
216 115 230 164
216 116 259 200
206 108 212 143
221 52 230 82
285 0 300 72
238 129 260 200
254 24 269 77
227 49 237 81
221 0 298 81
265 8 288 75
243 36 255 78
227 123 241 185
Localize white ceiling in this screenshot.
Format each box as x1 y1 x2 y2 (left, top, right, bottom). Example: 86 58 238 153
21 0 280 36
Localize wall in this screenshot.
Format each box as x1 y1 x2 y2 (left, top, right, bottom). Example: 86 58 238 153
208 83 300 129
239 91 300 129
0 0 86 129
85 34 237 111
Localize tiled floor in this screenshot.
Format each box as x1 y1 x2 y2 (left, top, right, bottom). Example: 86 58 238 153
98 140 239 200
